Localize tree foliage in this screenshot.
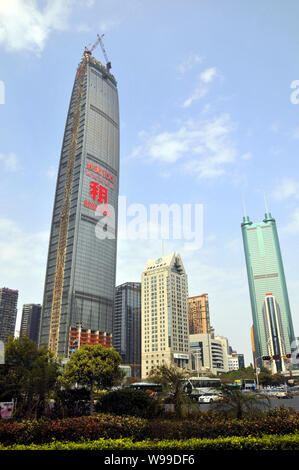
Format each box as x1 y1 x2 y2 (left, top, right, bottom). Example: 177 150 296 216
148 364 191 418
211 385 270 419
97 388 161 418
61 344 124 415
0 336 59 418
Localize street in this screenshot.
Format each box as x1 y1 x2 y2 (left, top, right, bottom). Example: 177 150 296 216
197 394 299 412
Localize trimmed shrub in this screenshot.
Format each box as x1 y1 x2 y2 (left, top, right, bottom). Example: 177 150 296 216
1 406 299 446
2 434 299 451
0 414 147 446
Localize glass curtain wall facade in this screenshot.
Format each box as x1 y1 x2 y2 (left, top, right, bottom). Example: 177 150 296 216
0 288 18 343
39 51 119 357
20 304 42 344
113 282 141 377
241 212 295 368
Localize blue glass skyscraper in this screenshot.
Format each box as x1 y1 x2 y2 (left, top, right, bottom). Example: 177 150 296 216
241 211 295 371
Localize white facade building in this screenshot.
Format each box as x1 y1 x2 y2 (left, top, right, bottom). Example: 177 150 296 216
190 333 229 375
141 253 190 378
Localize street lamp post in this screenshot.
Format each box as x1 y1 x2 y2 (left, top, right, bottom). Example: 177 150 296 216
255 355 265 390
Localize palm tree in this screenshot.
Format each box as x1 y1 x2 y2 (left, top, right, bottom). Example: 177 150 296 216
211 385 270 419
148 364 191 418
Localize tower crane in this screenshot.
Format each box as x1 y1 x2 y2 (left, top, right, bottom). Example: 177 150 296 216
84 33 112 73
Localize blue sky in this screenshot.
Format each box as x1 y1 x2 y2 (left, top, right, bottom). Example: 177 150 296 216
0 0 299 365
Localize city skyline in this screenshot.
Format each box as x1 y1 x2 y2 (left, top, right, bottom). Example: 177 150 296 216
0 1 299 364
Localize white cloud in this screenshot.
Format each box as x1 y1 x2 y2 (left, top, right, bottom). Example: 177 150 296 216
292 126 299 140
99 18 122 33
0 152 20 171
0 0 75 53
0 217 49 331
271 177 298 201
241 152 252 161
282 207 299 234
128 114 241 180
182 86 208 108
176 52 203 75
182 66 218 108
200 67 217 83
45 165 57 179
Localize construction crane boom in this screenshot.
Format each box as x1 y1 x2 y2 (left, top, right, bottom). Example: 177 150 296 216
84 33 112 73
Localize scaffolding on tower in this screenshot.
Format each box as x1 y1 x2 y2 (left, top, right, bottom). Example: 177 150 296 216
48 55 88 355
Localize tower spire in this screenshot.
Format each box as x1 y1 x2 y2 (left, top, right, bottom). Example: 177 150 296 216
264 192 269 214
242 195 247 217
241 195 251 226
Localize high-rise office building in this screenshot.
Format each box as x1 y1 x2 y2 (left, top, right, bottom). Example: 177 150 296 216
241 211 295 371
20 304 42 344
188 294 210 334
141 253 190 378
113 282 141 377
0 288 18 343
189 332 229 375
39 48 119 357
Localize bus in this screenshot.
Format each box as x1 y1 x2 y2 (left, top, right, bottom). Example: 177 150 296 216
230 379 256 391
129 382 163 396
181 377 222 399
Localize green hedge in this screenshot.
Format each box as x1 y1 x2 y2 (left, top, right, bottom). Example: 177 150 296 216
1 408 299 446
1 434 299 451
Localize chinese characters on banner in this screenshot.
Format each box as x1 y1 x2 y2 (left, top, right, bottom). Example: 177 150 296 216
83 161 115 215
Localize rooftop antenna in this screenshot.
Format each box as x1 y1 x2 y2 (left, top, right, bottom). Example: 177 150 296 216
264 192 269 213
242 195 247 217
162 239 165 257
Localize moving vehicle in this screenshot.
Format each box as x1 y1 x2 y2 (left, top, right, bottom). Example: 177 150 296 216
233 379 256 391
129 382 163 394
182 377 222 400
276 390 293 399
199 393 223 404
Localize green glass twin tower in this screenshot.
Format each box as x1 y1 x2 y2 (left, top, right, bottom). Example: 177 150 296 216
241 211 295 372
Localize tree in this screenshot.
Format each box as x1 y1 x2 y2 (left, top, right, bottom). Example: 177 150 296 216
210 385 270 419
61 344 124 415
258 371 285 387
220 366 257 383
148 364 191 418
0 336 59 418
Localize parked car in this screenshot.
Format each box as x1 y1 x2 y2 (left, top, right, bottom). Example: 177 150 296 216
263 388 281 397
199 393 222 404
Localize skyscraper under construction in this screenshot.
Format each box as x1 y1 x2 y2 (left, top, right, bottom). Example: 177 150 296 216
39 40 119 357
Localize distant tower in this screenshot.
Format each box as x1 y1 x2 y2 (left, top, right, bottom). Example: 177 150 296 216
0 288 18 343
141 253 190 378
241 210 295 370
188 294 210 334
113 282 141 377
262 293 287 373
20 304 42 344
39 46 119 357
